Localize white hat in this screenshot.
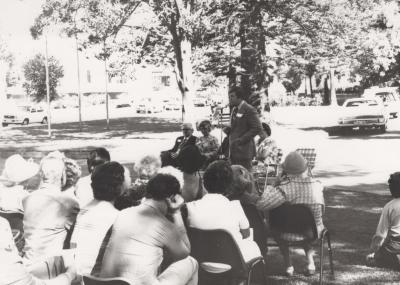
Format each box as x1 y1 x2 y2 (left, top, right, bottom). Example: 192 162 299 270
0 154 39 183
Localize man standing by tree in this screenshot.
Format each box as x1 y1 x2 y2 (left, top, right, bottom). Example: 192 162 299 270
229 86 262 170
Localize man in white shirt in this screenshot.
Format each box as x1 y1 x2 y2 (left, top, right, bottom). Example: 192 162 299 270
75 148 110 207
71 162 127 275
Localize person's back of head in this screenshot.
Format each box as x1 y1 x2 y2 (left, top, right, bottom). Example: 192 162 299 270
145 173 181 201
91 162 125 202
135 155 161 180
63 158 82 191
39 156 66 188
157 166 184 188
178 145 205 174
203 160 233 195
229 164 254 200
389 172 400 198
87 148 111 173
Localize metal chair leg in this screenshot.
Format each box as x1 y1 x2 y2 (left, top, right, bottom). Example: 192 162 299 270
319 231 325 285
326 231 334 277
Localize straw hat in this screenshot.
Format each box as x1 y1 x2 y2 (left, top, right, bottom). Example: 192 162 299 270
0 154 39 183
281 151 308 175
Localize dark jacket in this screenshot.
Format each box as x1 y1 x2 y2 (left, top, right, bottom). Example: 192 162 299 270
229 101 262 161
170 135 198 153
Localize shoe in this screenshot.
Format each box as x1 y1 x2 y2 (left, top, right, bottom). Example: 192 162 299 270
285 266 294 277
304 265 316 276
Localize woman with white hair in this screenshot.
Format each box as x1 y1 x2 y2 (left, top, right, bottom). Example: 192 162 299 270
243 151 325 276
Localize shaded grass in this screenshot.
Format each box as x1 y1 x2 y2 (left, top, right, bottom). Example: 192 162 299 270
0 116 181 145
265 188 400 284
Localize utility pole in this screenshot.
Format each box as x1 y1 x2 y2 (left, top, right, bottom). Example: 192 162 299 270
103 42 110 130
45 35 52 137
75 33 83 131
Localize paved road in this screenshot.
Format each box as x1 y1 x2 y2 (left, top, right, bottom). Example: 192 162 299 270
272 116 400 195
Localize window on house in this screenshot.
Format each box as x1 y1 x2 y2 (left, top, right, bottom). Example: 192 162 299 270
161 76 170 86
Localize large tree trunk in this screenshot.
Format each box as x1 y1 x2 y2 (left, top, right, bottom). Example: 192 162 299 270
170 0 195 124
179 39 195 123
330 68 338 106
171 35 195 124
235 1 268 113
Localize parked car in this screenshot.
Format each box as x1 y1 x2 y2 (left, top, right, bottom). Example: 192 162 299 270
2 105 48 126
363 87 400 118
136 98 163 114
164 101 181 111
115 103 132 108
325 98 389 136
194 97 207 107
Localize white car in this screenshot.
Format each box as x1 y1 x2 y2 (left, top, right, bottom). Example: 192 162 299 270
326 98 389 135
363 87 400 118
3 105 48 126
136 99 163 114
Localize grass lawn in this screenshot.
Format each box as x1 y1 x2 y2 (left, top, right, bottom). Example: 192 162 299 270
1 116 400 284
265 188 400 284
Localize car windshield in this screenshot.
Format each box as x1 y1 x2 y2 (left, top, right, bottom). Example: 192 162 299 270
345 100 378 107
16 106 30 112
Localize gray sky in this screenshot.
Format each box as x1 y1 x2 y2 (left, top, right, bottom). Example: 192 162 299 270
0 0 48 63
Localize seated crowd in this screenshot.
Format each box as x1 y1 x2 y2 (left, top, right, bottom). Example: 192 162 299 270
0 121 397 285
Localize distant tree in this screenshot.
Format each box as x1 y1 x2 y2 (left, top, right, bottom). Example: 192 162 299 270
22 54 64 102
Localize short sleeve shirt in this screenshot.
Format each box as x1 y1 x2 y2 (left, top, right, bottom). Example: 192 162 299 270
70 200 119 275
99 205 185 284
375 198 400 240
22 187 80 263
186 194 249 242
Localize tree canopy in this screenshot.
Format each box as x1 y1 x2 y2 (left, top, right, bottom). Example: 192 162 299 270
31 0 400 108
22 54 64 102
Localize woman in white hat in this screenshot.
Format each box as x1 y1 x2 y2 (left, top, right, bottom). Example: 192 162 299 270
243 151 325 276
0 154 39 213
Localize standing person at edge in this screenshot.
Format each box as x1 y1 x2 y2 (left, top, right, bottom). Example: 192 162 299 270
229 86 263 170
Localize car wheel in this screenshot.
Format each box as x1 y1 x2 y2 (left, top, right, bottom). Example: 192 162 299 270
379 125 387 133
2 123 8 127
42 117 48 124
22 119 29 125
394 113 398 118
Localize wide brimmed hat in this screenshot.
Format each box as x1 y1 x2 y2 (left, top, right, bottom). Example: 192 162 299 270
0 154 39 183
281 151 307 175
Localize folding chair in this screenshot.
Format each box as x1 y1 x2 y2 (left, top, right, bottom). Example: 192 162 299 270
188 227 267 285
83 275 131 285
296 148 317 177
269 203 334 285
241 203 269 260
253 148 283 192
